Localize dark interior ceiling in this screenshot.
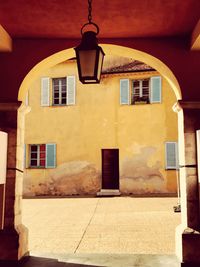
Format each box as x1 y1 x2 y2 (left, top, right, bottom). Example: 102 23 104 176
0 0 199 39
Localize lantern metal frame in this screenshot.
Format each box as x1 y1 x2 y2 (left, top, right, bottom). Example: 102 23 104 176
74 0 105 84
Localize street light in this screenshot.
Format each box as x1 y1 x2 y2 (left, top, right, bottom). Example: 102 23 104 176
74 0 105 84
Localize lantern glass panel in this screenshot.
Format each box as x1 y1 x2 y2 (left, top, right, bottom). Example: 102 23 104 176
79 50 96 77
97 49 104 81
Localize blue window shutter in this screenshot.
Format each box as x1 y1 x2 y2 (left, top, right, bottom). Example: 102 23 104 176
150 76 162 103
165 142 178 169
67 76 76 105
120 79 130 105
46 144 56 168
41 77 50 106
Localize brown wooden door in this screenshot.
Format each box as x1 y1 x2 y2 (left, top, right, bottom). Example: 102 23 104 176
102 149 119 190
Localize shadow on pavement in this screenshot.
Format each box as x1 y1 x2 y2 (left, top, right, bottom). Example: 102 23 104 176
0 256 101 267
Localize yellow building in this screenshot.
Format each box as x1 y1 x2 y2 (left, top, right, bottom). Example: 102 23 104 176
23 56 178 197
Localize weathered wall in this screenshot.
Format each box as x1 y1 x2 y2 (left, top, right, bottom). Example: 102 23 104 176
23 60 178 196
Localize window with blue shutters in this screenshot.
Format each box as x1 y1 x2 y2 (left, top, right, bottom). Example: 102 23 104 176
165 142 178 169
120 76 162 105
28 143 56 168
41 76 76 107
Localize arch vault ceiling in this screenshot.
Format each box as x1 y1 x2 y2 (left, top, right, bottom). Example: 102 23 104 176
0 0 199 39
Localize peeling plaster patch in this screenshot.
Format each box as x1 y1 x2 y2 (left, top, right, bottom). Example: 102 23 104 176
121 146 166 194
23 161 101 196
52 161 92 178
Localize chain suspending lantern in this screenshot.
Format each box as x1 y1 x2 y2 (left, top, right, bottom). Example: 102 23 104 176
74 0 105 84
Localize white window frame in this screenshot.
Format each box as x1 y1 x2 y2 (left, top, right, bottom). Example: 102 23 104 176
52 77 67 106
132 78 150 104
30 144 46 168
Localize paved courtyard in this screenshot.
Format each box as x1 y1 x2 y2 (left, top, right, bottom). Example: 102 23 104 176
22 197 181 257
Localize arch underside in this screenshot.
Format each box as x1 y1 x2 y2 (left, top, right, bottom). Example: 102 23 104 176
18 44 182 102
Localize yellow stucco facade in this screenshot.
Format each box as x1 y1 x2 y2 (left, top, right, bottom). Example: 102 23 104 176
23 58 178 196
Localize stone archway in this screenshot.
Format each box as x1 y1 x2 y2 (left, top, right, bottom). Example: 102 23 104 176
3 44 199 266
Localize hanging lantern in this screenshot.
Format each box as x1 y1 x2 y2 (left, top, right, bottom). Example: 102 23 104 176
74 0 105 84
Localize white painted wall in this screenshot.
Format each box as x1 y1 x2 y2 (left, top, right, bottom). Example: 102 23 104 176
0 131 8 184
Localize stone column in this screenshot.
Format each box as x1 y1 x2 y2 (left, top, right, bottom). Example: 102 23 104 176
174 101 200 267
0 102 28 261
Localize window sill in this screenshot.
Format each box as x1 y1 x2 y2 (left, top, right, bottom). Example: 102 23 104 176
165 168 179 170
27 167 56 169
28 167 46 169
133 101 149 105
51 105 68 107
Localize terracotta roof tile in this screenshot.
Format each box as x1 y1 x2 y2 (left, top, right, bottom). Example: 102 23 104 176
102 60 154 74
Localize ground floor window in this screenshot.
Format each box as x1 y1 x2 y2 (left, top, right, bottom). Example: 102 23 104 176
30 144 46 167
28 143 56 168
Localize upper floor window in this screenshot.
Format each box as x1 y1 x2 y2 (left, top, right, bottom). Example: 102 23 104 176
41 76 76 107
120 76 162 105
132 79 150 104
53 78 67 105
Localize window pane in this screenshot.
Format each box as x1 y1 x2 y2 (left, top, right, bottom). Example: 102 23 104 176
31 145 37 152
61 78 66 85
143 88 149 95
40 152 45 158
40 144 46 151
31 160 37 166
31 152 37 159
133 81 140 87
142 80 149 87
54 99 59 105
54 92 59 98
53 79 59 86
61 98 67 104
40 159 46 167
134 88 140 95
